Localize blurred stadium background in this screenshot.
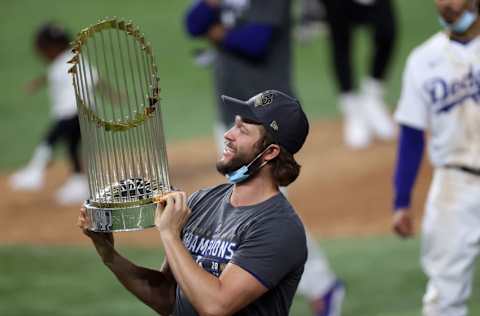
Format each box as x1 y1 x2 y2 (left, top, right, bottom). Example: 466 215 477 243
1 0 479 315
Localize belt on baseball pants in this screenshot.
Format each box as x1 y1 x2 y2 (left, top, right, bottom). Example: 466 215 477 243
444 164 480 176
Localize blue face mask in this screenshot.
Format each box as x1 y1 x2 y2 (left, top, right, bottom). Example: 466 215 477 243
226 165 250 184
226 146 271 184
439 10 478 34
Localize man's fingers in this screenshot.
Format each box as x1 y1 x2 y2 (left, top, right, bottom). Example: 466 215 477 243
78 213 86 228
77 207 93 233
392 210 414 238
166 191 187 212
155 191 190 235
394 217 413 238
403 216 413 236
155 202 164 214
166 194 175 210
176 192 187 211
182 192 188 210
394 224 407 238
171 192 179 211
393 222 402 236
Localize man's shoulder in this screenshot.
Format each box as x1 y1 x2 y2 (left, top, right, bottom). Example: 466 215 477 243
250 197 308 264
188 183 232 208
407 32 448 67
235 194 307 265
192 183 232 197
252 194 306 239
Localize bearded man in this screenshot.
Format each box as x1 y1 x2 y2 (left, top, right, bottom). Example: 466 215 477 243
78 90 309 316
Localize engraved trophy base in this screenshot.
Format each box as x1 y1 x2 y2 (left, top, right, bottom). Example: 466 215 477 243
85 201 158 232
84 178 167 232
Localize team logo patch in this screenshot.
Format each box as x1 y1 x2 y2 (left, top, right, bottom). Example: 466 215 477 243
270 120 279 131
254 92 274 107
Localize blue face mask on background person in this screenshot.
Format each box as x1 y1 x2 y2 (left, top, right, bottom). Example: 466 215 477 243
439 9 478 34
226 146 272 184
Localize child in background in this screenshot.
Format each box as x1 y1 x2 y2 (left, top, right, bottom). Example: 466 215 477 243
9 22 88 205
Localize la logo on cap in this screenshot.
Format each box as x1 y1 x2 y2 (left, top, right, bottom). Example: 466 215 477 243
254 92 274 107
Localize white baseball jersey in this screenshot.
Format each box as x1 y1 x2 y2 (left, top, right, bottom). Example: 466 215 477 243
47 50 78 119
47 50 98 120
395 31 480 169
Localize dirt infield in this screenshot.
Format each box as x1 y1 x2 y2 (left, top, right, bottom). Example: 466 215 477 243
0 120 432 246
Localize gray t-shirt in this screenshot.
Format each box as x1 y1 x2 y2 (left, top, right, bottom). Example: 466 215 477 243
214 0 293 126
173 183 307 316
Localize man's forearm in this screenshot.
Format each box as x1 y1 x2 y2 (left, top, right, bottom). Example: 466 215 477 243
160 232 227 316
98 245 176 315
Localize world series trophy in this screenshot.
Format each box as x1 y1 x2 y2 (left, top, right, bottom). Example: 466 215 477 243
68 18 171 232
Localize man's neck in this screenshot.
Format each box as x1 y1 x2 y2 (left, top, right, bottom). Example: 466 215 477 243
449 17 480 43
230 169 279 207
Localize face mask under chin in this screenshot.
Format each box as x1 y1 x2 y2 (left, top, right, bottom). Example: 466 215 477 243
439 9 478 34
223 146 272 184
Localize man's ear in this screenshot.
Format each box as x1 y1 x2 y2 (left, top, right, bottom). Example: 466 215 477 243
263 144 280 161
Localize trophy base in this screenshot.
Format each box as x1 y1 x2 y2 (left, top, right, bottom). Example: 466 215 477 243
85 201 158 232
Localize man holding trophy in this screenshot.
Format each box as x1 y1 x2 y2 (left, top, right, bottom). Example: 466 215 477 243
78 90 309 315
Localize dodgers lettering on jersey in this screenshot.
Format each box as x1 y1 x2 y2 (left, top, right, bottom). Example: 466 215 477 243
424 66 480 114
395 32 480 169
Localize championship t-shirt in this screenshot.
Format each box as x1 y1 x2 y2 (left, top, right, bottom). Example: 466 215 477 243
173 183 307 316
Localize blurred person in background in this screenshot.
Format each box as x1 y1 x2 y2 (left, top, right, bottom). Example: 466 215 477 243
320 0 397 149
295 0 327 44
190 0 328 67
9 22 88 205
184 1 345 315
185 0 294 153
393 0 480 315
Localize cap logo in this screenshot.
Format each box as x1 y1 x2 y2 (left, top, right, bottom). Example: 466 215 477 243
254 92 274 107
270 120 279 131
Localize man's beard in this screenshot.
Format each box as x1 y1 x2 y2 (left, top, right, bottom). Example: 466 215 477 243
441 9 461 24
440 4 468 24
216 147 259 176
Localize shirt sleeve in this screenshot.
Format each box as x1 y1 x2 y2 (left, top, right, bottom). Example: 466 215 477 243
221 23 273 59
394 52 429 130
187 190 202 209
230 218 307 289
184 0 220 37
243 0 289 27
393 125 425 211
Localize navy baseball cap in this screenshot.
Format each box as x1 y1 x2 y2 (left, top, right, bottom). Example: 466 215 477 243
221 90 309 154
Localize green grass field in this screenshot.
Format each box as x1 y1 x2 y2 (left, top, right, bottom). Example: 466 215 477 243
2 237 480 316
2 1 474 316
